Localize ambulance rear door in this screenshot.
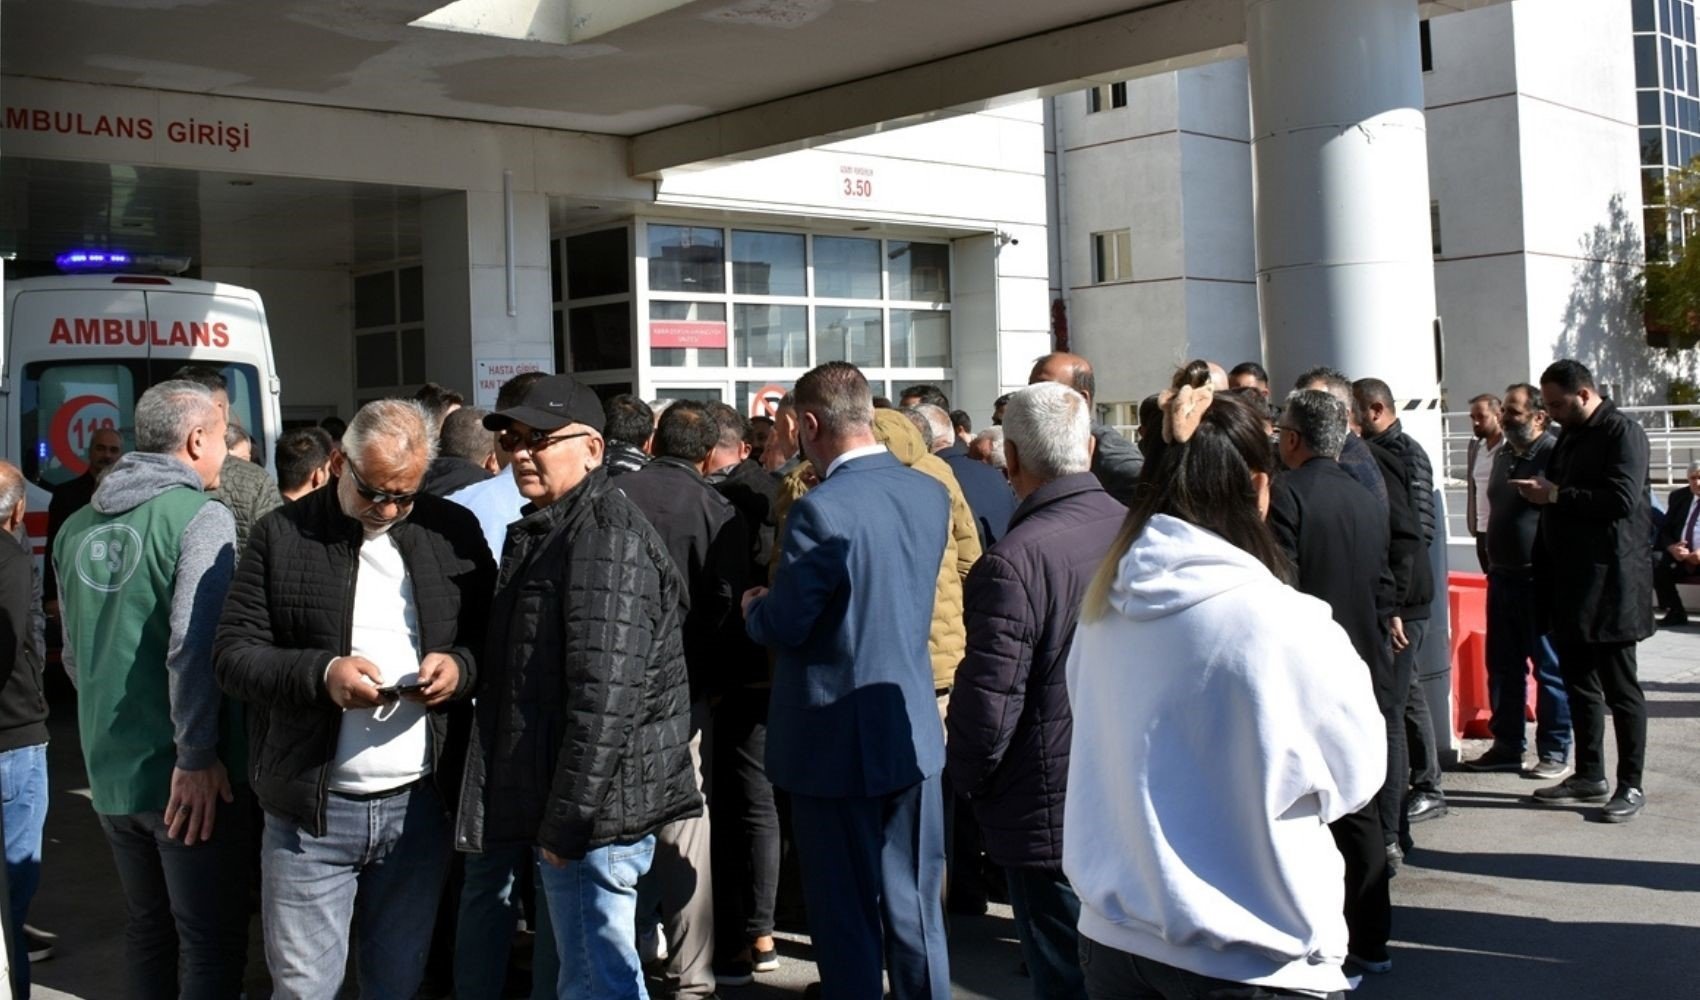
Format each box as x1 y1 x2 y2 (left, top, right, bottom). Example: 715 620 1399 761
143 284 282 474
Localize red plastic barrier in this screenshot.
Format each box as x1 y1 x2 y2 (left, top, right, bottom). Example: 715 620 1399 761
1449 572 1491 740
1448 571 1538 741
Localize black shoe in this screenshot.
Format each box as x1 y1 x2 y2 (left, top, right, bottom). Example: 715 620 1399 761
1384 841 1403 875
715 960 754 987
1524 758 1571 780
1532 775 1610 803
1406 790 1448 823
1661 610 1689 627
1463 746 1524 772
752 944 779 973
1601 786 1646 823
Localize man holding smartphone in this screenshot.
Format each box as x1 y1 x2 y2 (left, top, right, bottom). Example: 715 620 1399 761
216 399 493 998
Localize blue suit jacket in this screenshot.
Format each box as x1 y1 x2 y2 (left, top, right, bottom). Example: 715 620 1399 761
746 451 950 799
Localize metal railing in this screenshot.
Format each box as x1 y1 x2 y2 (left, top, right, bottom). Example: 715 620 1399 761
1439 404 1700 543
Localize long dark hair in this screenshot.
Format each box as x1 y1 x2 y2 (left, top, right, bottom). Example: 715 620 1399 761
1085 360 1290 620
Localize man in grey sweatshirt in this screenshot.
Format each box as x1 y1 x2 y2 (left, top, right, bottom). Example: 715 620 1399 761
54 379 248 996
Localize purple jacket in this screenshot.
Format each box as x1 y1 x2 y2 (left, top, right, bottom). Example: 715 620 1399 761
945 472 1125 869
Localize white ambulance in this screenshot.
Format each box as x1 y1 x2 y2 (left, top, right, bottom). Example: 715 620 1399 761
2 270 283 560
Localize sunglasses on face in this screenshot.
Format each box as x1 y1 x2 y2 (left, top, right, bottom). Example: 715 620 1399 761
346 459 420 507
498 428 592 454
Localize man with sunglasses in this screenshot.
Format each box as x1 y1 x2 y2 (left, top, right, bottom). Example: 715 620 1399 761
215 399 494 998
456 373 702 1000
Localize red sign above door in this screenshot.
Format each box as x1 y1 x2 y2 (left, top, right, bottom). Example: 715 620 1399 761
651 320 728 349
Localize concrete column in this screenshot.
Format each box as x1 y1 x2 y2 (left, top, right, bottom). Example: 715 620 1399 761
421 188 554 406
1248 0 1439 394
1247 0 1455 758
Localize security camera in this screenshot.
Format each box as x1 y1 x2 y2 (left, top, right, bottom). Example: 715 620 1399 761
995 231 1020 247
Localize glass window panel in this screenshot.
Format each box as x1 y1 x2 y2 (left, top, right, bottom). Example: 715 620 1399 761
653 387 725 404
1086 87 1101 114
888 242 951 303
1670 128 1682 164
813 236 882 299
1668 92 1679 125
1646 168 1668 206
355 331 398 388
567 228 630 299
1111 81 1128 108
398 266 424 323
737 381 796 420
353 272 395 329
813 306 882 366
732 231 806 296
1639 36 1661 87
1688 3 1696 41
1665 37 1675 86
1644 128 1665 165
553 309 566 373
891 310 952 368
650 301 726 368
551 239 564 303
1636 0 1656 31
569 302 633 371
1648 208 1671 260
1642 90 1662 126
400 327 426 384
734 304 808 367
647 225 724 293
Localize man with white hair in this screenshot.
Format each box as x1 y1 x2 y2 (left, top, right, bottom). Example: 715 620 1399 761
944 381 1125 1000
56 379 247 995
216 398 494 997
917 404 1016 549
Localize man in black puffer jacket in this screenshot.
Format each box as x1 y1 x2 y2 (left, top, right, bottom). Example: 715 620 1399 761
216 399 494 998
456 374 701 998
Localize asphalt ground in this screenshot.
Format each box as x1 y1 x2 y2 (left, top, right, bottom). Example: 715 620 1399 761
28 624 1700 999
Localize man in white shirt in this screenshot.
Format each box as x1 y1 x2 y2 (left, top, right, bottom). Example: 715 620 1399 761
216 399 494 998
1466 393 1504 572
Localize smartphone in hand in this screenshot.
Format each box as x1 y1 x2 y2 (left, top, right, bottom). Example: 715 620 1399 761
375 682 428 701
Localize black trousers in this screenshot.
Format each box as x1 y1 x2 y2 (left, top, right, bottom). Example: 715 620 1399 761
710 688 781 960
1328 803 1390 964
1552 639 1647 788
1079 936 1344 1000
1653 555 1699 614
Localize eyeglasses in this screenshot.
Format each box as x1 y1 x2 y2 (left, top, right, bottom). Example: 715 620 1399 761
346 459 420 507
498 428 592 454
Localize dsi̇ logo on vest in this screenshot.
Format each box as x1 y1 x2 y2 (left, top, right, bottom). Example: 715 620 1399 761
73 523 144 592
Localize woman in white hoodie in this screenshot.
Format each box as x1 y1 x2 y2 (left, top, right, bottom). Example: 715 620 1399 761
1064 362 1386 999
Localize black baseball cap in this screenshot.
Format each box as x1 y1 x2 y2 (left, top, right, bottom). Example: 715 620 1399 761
483 374 604 433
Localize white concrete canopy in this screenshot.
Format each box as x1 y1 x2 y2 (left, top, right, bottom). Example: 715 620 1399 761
5 0 1512 176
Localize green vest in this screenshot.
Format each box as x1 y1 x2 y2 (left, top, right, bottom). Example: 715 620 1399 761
55 486 247 815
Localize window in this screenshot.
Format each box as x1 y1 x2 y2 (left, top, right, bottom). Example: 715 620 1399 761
813 306 883 366
648 225 724 293
813 236 882 299
732 230 806 296
1086 81 1128 113
1091 230 1133 283
734 303 808 367
650 300 727 368
1419 20 1433 73
352 265 425 390
890 310 951 368
887 241 951 303
555 226 635 373
1430 201 1442 256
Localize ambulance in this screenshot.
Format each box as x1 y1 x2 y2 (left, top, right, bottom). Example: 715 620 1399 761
2 264 283 561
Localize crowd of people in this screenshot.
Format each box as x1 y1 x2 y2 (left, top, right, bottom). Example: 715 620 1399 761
0 347 1662 1000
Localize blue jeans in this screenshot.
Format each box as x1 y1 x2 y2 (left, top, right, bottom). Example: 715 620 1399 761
99 787 251 1000
1006 866 1086 1000
0 744 47 996
535 836 656 1000
1486 572 1572 762
456 844 558 1000
261 780 452 999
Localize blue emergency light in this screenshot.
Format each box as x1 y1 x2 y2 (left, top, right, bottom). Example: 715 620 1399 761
56 249 134 272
